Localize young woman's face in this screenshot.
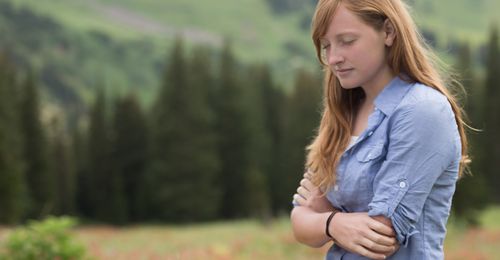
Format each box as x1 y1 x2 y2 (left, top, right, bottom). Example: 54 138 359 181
320 4 394 91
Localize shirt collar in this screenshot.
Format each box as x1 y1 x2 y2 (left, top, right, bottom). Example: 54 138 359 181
374 75 413 116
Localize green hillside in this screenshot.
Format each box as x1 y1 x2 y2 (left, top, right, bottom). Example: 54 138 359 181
8 0 500 53
6 0 316 67
0 1 166 109
1 0 499 111
410 0 500 44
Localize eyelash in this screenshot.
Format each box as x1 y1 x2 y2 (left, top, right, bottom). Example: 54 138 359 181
341 39 355 46
321 39 355 50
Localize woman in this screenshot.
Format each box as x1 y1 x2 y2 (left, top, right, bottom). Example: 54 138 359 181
290 0 469 259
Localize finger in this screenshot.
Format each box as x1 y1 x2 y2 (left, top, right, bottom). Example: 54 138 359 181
364 229 397 246
372 215 392 228
300 178 316 192
299 179 310 191
368 219 396 237
304 169 313 179
355 245 386 260
359 237 395 254
293 193 307 206
297 186 309 199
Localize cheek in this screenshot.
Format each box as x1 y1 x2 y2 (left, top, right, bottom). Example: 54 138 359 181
354 44 386 71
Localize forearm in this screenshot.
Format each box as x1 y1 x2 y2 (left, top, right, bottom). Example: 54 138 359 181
290 206 333 248
291 175 396 251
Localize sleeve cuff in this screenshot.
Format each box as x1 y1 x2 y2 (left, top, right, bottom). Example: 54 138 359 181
369 203 419 246
368 178 417 246
391 208 419 246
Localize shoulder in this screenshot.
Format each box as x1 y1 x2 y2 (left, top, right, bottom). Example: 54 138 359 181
388 83 459 145
393 83 455 124
403 82 450 107
387 83 461 161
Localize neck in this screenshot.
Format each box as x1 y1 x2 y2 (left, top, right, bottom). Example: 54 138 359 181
361 66 395 105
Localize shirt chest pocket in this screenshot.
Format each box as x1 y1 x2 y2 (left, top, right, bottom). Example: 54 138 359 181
353 143 387 189
356 144 386 162
337 144 387 211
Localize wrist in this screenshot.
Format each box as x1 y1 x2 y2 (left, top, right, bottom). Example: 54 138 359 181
325 210 340 239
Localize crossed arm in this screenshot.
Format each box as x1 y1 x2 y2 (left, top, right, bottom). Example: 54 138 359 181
290 174 399 260
291 100 459 259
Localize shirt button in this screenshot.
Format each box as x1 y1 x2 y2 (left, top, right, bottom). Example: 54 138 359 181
399 182 406 188
334 185 339 191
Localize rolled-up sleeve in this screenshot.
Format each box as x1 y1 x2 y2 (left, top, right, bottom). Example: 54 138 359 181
368 99 459 246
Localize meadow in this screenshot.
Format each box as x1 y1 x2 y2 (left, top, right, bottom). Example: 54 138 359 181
71 207 500 259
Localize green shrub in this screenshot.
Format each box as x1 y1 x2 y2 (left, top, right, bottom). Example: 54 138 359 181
0 216 88 260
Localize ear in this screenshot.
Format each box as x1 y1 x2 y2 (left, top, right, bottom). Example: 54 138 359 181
383 19 396 47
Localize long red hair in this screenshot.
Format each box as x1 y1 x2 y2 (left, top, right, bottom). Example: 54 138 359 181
307 0 470 191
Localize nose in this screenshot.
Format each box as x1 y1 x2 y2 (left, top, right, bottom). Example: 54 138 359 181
327 47 344 67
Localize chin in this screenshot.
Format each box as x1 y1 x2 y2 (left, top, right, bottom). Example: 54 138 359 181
338 80 359 90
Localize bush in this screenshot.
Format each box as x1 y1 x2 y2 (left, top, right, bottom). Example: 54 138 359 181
0 216 88 260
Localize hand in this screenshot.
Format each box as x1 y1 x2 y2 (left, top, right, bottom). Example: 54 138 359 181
293 173 334 213
329 212 398 259
372 215 400 257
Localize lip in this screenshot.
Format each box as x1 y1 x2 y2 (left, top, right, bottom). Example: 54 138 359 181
335 68 354 77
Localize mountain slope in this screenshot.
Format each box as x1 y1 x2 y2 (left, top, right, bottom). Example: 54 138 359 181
8 0 500 52
0 1 164 108
1 0 498 113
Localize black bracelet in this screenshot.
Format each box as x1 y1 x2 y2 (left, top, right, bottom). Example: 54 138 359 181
325 210 339 239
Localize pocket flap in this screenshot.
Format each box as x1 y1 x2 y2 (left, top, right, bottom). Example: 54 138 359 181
356 144 385 162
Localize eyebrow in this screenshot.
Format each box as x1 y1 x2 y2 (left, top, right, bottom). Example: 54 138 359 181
321 31 358 41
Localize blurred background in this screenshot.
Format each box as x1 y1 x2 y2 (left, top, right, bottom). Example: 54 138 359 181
0 0 499 259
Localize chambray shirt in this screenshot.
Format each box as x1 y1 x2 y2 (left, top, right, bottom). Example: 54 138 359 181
323 76 461 259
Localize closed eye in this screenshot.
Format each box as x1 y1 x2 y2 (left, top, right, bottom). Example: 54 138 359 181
341 39 355 46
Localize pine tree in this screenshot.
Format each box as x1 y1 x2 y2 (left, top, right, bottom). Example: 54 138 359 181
73 119 91 218
451 42 488 225
148 38 221 221
112 93 149 222
20 72 54 219
240 64 275 219
0 54 27 223
87 89 108 220
483 25 500 203
48 116 77 216
251 64 287 216
87 89 127 223
185 46 221 220
214 42 254 219
278 69 322 214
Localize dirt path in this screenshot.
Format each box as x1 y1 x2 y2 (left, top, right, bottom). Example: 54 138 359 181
86 0 222 46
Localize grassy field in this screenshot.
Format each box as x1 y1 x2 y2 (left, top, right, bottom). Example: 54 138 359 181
70 207 500 259
0 208 499 259
75 218 325 260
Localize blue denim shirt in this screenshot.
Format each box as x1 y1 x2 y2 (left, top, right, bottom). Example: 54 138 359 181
323 76 461 259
